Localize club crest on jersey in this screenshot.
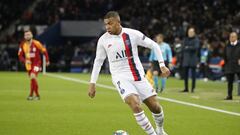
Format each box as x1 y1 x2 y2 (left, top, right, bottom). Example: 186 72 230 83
125 39 131 46
32 47 36 52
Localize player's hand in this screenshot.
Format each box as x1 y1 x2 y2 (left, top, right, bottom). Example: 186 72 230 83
46 61 50 66
88 83 96 98
25 60 31 65
160 66 170 77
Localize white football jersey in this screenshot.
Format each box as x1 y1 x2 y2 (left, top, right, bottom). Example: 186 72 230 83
90 27 164 83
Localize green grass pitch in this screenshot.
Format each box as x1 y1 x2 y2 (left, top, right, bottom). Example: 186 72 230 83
0 72 240 135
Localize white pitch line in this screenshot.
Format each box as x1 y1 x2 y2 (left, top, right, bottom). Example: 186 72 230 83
46 73 240 117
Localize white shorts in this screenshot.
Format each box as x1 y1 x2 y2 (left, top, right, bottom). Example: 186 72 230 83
112 77 157 102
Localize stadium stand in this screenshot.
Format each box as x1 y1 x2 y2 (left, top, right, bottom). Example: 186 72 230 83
0 0 239 79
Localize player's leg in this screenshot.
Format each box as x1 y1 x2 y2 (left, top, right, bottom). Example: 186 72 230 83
112 78 157 135
152 61 160 92
160 77 166 92
27 71 34 100
34 66 40 99
30 73 38 95
143 96 167 135
135 78 167 135
125 95 157 135
160 61 169 92
30 70 40 100
153 71 159 92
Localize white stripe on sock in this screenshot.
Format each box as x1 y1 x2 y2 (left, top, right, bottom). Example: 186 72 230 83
152 110 164 128
134 111 157 135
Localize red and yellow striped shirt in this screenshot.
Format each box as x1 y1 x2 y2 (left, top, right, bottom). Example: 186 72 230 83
18 39 49 71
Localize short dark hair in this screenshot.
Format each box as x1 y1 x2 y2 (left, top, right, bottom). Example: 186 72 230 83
24 29 32 33
187 26 195 31
156 33 164 39
104 11 120 20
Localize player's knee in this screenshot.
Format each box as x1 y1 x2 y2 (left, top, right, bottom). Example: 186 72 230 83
151 103 161 113
30 73 36 79
130 102 142 113
147 100 161 113
126 99 142 113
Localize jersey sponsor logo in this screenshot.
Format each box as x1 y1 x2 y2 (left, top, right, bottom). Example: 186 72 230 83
29 53 36 58
32 47 36 52
116 50 127 59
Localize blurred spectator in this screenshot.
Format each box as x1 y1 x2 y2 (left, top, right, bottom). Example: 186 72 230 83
208 50 224 80
223 32 240 100
173 37 183 79
0 46 11 70
2 0 238 45
181 27 200 93
199 40 210 81
64 41 74 72
0 0 33 32
0 0 239 75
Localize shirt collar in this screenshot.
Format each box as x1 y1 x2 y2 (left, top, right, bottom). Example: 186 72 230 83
231 40 238 46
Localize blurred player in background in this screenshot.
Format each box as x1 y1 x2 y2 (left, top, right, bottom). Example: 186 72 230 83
18 30 50 100
88 11 170 135
149 34 172 93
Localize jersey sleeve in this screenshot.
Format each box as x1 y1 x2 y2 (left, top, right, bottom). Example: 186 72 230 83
35 40 49 62
90 38 107 83
135 31 165 66
18 42 25 63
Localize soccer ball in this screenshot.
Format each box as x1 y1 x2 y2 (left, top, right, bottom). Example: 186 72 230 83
113 130 129 135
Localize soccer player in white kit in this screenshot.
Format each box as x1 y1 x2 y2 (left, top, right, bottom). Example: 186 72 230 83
88 11 170 135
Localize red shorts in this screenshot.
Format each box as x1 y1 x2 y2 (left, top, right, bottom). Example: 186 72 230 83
28 65 42 76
